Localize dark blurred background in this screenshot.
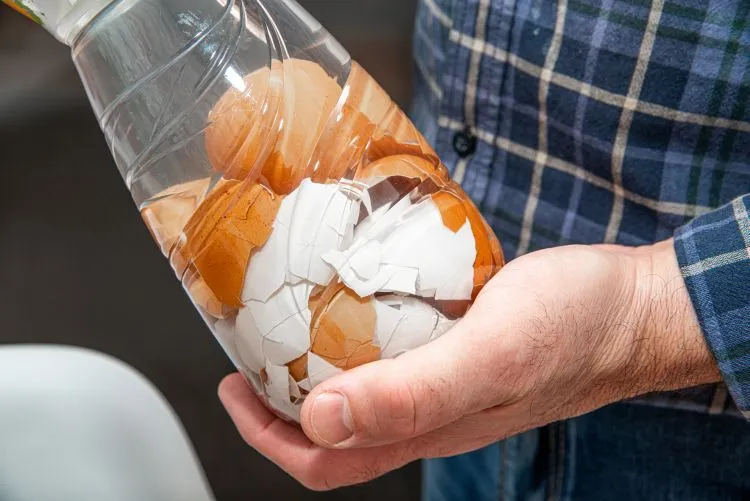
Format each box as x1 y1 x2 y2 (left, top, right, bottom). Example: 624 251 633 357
0 2 420 499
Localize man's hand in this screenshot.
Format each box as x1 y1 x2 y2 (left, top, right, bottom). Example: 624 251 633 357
218 240 720 490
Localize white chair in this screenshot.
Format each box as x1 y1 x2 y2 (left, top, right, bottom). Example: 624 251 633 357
0 344 216 501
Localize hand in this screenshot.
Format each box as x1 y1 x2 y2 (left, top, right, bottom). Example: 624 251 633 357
218 240 720 490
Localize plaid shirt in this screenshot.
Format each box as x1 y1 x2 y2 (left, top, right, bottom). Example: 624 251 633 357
409 0 750 419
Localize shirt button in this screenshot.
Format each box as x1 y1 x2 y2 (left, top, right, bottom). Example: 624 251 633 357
453 129 477 158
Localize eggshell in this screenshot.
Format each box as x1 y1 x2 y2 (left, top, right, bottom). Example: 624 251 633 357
241 281 313 366
308 104 377 183
306 352 344 389
140 178 212 257
309 283 380 371
240 187 300 303
205 59 342 194
287 353 308 382
430 191 468 233
355 154 448 187
187 275 231 319
212 317 244 370
463 197 506 298
343 62 440 166
285 179 363 285
343 62 394 126
181 180 281 308
235 305 266 373
322 196 476 300
264 362 292 408
374 296 457 359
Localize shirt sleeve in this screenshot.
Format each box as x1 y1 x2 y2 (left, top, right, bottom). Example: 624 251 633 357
673 194 750 419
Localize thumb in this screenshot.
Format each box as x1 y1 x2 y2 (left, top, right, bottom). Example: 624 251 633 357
299 315 510 449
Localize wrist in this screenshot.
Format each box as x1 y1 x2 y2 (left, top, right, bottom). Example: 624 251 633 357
630 239 721 392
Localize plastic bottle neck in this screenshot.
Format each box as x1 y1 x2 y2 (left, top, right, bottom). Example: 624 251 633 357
3 0 113 44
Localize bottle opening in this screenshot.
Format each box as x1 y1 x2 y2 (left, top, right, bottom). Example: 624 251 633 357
2 0 114 44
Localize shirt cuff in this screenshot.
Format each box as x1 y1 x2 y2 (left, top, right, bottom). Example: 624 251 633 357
673 195 750 419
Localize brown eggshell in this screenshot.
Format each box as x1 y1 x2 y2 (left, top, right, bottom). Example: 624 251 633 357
180 180 282 308
430 191 469 233
287 354 308 382
430 189 505 300
463 197 505 299
205 59 342 194
308 104 376 183
355 154 449 186
140 178 211 258
309 283 380 371
187 275 231 319
343 62 440 164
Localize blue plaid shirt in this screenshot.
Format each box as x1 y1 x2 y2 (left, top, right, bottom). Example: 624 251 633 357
409 0 750 419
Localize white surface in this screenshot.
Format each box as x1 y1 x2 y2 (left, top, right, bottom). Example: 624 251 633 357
0 344 215 501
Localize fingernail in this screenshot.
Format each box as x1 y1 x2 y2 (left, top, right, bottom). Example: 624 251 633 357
310 392 353 445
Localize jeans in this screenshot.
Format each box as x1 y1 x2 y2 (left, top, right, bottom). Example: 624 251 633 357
422 403 750 501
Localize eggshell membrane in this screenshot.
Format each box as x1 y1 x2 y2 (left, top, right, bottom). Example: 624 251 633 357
205 59 342 194
181 180 282 308
309 283 380 371
140 178 211 258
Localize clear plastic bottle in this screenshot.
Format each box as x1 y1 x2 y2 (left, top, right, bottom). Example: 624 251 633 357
5 0 505 422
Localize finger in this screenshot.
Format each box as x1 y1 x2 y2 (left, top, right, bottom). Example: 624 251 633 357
299 309 522 449
218 373 419 490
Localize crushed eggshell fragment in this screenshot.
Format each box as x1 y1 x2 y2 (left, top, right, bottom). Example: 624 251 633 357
355 154 447 187
286 179 363 285
323 196 476 300
241 281 313 366
310 283 380 370
187 275 230 319
140 178 211 257
374 295 457 359
181 180 281 308
206 59 342 194
264 362 292 407
306 352 343 389
287 353 308 382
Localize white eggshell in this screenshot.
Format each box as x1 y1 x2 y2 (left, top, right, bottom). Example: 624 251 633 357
378 200 475 300
213 318 237 355
240 189 299 303
269 398 302 422
353 202 392 237
289 376 303 401
246 371 264 395
239 280 315 367
374 295 458 359
264 363 291 408
324 196 476 301
213 317 247 371
298 378 312 392
307 352 343 389
287 179 363 285
234 309 266 373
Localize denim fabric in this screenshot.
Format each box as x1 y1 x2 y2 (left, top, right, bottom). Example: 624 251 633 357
422 404 750 501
